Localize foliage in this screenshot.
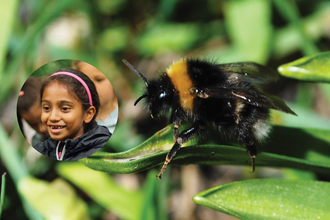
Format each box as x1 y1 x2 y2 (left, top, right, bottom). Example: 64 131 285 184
193 179 330 220
0 173 6 218
278 51 330 83
81 125 330 175
1 0 330 219
18 177 90 220
190 51 330 219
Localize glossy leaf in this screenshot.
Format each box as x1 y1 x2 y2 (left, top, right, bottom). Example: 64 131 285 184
278 51 330 83
193 179 330 219
80 125 330 175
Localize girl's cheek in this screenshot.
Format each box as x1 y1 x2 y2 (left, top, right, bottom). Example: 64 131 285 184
40 112 48 125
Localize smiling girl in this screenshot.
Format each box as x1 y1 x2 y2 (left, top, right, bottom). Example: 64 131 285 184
34 69 111 161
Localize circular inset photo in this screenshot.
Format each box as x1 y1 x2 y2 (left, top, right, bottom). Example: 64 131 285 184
17 60 118 161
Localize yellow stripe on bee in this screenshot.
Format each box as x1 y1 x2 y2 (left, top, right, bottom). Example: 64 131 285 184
166 59 194 114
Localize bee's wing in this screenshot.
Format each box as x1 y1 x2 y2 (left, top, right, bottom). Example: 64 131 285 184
202 88 297 115
217 62 280 84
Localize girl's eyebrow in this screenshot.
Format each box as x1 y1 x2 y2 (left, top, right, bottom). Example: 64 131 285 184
41 100 74 105
58 100 75 105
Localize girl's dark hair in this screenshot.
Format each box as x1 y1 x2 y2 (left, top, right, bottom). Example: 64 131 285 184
40 68 100 132
17 76 42 137
17 76 42 114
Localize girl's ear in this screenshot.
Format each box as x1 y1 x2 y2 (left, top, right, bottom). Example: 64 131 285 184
83 106 96 124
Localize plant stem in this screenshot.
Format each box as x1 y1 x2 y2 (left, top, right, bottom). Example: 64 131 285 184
0 172 6 219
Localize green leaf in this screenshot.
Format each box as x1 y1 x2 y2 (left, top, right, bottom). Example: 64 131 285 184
0 0 79 104
100 26 128 52
155 166 170 220
0 123 28 184
193 179 330 219
18 177 90 220
80 125 330 175
0 172 6 218
271 106 330 130
278 52 330 83
272 6 327 59
57 162 143 220
139 170 158 220
282 169 316 180
137 23 200 56
0 121 43 220
223 0 272 63
273 0 319 56
0 0 18 76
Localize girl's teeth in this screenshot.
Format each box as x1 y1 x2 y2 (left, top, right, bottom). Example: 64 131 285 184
52 126 63 129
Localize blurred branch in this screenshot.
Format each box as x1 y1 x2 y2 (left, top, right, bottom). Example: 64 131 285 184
0 124 28 183
0 0 79 105
0 0 19 77
273 0 319 56
0 123 43 220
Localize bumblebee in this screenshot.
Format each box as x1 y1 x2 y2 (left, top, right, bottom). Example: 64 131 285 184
123 58 296 179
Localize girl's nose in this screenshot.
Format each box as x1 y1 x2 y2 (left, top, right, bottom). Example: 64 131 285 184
49 110 60 121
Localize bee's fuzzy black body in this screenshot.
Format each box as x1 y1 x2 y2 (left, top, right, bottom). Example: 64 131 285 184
124 58 296 178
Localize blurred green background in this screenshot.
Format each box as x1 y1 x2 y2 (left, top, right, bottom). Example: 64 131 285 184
1 0 330 219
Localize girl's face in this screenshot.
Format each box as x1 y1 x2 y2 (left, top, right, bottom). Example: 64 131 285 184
41 81 94 142
21 102 49 137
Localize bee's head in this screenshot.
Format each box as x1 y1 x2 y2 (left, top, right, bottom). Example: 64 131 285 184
136 79 172 118
123 59 173 118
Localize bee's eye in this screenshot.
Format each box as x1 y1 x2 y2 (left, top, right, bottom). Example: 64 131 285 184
159 92 166 98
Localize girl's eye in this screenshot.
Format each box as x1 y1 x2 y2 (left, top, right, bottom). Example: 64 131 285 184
62 107 70 111
95 77 105 82
43 106 50 111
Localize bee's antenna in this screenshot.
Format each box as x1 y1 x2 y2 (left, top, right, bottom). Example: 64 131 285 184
134 94 148 106
123 59 149 87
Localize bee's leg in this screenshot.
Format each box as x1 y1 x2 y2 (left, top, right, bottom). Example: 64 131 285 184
156 142 181 179
238 126 257 172
173 121 180 142
246 144 257 172
172 109 181 142
157 125 201 179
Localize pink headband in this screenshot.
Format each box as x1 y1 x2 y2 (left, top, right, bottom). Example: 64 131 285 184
50 72 93 106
